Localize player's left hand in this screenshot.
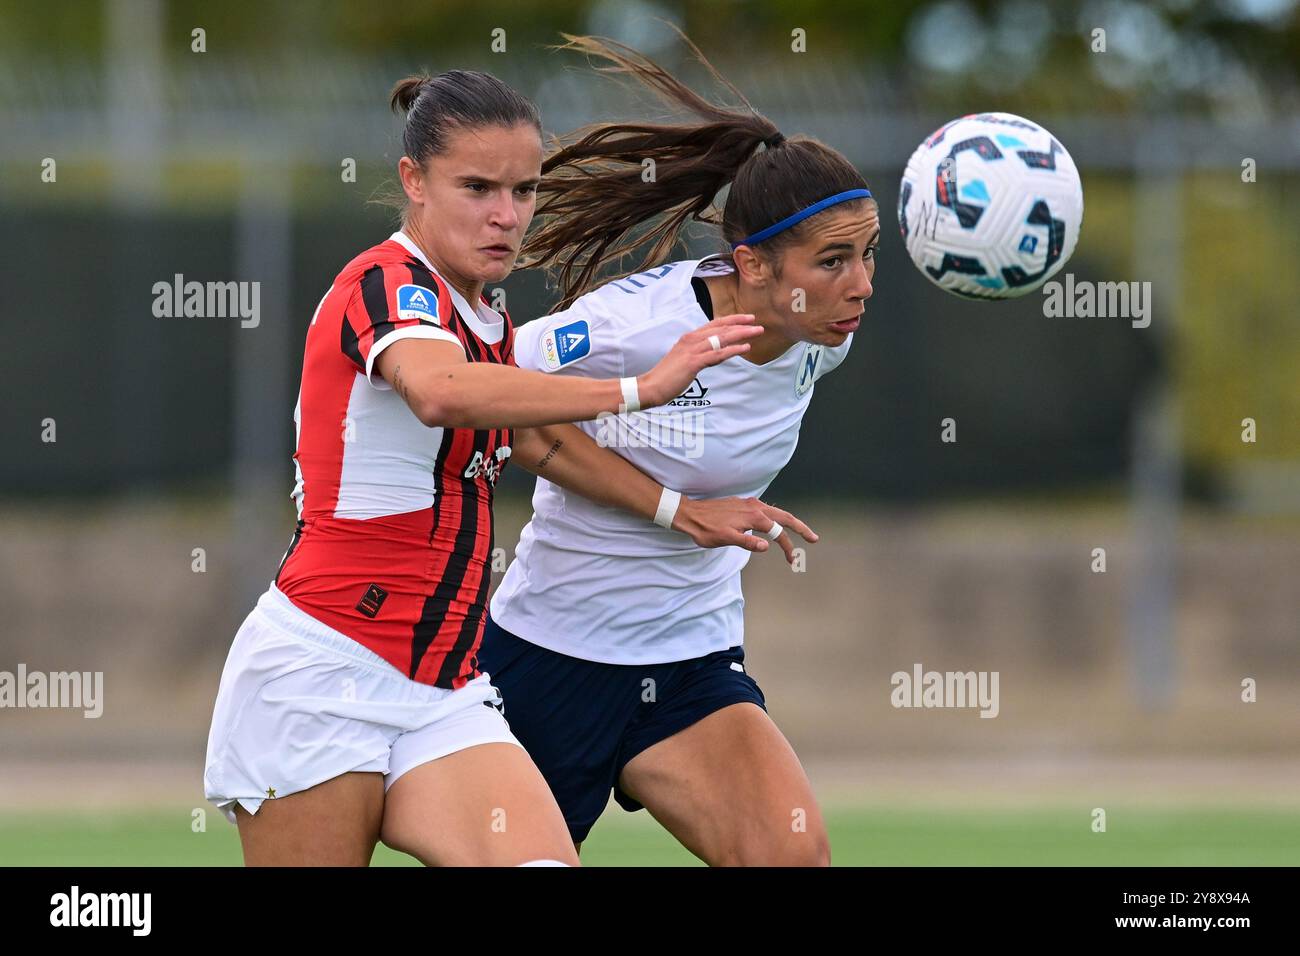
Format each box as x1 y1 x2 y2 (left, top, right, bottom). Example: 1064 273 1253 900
672 496 818 563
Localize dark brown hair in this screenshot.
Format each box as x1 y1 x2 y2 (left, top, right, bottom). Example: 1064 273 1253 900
379 71 542 221
390 70 542 164
518 30 873 308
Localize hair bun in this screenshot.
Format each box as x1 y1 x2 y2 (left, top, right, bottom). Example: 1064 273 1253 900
389 74 430 116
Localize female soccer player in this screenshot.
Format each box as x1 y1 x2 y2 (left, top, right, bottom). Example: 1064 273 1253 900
202 68 812 866
479 34 879 865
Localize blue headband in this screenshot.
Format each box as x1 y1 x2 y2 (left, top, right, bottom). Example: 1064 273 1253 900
730 188 874 249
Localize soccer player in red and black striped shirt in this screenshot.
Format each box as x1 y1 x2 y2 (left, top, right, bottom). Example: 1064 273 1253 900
275 229 521 690
203 70 775 866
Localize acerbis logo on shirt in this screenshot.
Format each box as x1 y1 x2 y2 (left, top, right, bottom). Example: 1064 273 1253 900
667 377 712 407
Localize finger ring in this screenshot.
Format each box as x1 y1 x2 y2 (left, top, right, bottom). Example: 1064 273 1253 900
708 334 721 351
763 522 784 541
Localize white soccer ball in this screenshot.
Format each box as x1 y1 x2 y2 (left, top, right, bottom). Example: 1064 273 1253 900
898 112 1083 299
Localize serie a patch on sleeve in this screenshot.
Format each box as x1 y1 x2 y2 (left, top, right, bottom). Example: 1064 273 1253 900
396 284 440 323
540 318 591 371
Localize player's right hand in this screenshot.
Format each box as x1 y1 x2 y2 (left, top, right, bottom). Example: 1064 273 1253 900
636 313 761 408
672 495 818 564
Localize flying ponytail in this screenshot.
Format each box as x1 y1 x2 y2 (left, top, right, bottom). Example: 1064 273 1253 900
519 28 870 308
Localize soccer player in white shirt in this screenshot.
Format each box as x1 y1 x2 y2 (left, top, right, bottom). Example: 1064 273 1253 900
479 34 878 865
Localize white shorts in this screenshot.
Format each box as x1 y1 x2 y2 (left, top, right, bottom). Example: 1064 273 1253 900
203 584 522 824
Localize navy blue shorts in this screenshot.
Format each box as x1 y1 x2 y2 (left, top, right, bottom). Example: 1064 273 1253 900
477 614 767 844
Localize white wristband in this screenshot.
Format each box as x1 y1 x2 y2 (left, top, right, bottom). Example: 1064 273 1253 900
618 376 641 414
654 488 682 530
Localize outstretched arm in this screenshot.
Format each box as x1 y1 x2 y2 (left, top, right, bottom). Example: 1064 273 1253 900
375 313 759 429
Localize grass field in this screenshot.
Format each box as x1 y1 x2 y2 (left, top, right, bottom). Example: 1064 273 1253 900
3 805 1297 866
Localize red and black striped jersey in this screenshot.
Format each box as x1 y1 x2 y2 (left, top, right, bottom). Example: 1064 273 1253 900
275 230 516 689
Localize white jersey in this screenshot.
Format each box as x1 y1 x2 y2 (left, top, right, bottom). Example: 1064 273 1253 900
488 256 852 664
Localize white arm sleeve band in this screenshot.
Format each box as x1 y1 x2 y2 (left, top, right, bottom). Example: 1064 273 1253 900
654 488 682 530
619 376 641 414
